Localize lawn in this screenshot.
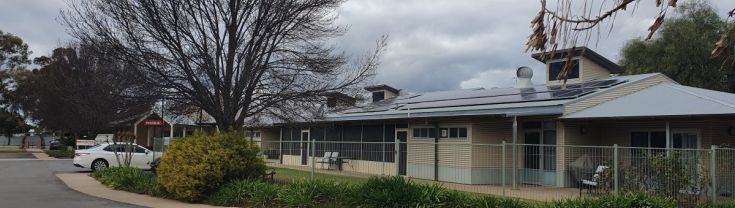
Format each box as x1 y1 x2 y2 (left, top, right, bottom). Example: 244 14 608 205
272 167 369 184
0 146 25 153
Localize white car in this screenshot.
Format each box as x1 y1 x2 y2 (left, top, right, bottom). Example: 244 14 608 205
73 143 161 171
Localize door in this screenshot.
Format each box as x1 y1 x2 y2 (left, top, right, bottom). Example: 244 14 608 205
130 145 152 169
301 130 309 165
396 130 408 176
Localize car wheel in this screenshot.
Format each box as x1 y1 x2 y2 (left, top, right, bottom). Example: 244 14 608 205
91 159 108 171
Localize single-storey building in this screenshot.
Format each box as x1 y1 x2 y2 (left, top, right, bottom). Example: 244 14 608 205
114 110 216 148
252 47 735 189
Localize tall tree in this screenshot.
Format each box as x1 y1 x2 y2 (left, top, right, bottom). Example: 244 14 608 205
62 0 386 130
13 43 157 136
527 0 735 83
620 2 735 92
0 30 31 71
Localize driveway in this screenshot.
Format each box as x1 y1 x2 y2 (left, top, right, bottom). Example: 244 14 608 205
0 158 144 208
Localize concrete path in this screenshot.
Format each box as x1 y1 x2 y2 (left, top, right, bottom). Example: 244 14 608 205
0 159 143 208
57 173 223 208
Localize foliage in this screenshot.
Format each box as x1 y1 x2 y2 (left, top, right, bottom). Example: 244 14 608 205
622 151 708 206
44 149 74 158
542 192 676 208
0 30 31 70
620 1 735 92
353 176 527 208
277 179 352 207
12 43 156 136
92 167 165 196
0 110 28 145
157 131 266 202
206 179 280 207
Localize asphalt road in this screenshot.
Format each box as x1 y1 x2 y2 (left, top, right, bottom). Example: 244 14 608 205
0 156 144 208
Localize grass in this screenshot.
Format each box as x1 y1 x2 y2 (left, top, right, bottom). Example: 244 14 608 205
272 167 369 184
0 146 25 153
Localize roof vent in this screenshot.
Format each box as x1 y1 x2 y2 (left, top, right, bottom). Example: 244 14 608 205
515 66 534 88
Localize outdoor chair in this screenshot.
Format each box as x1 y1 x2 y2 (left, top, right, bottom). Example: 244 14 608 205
316 152 333 168
262 168 275 182
579 165 608 195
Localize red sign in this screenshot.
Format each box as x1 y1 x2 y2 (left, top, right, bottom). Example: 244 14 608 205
143 119 165 126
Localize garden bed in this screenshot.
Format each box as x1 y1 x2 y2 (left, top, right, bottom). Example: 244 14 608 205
44 149 74 158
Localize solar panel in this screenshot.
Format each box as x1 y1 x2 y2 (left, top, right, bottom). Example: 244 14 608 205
342 77 631 112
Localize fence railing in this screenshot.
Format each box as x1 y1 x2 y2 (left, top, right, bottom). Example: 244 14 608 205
253 140 735 205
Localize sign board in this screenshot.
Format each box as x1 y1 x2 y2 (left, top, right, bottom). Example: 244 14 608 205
143 119 165 126
76 139 96 146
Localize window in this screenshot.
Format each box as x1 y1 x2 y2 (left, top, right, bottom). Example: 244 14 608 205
412 127 436 139
548 60 580 81
372 91 385 102
523 121 556 172
440 127 468 139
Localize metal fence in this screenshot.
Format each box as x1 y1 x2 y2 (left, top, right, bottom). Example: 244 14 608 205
255 140 735 205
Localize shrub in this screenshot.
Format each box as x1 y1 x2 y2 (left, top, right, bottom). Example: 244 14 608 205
92 167 159 195
157 131 266 202
352 176 424 207
44 149 74 158
206 179 280 207
543 192 676 208
277 179 351 207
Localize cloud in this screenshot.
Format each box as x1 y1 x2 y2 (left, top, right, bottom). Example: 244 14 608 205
2 0 734 92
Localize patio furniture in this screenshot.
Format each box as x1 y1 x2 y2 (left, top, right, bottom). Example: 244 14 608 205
263 168 275 182
316 152 334 169
579 165 608 195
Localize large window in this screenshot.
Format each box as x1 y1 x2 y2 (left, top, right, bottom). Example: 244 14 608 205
548 60 580 81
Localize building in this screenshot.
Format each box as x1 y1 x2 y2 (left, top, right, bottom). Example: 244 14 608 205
253 47 735 188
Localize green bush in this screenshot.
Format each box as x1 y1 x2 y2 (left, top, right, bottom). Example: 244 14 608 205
277 179 352 207
92 167 161 195
543 192 676 208
157 131 266 202
44 149 74 158
353 176 527 208
206 179 280 207
352 176 423 207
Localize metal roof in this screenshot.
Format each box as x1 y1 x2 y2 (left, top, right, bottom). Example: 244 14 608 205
562 83 735 119
322 74 660 122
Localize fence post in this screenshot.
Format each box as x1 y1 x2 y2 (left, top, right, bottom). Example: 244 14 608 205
395 138 400 176
613 144 619 195
311 139 316 179
711 145 717 204
502 141 506 197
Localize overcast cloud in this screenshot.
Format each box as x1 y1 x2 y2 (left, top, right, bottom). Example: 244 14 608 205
2 0 734 93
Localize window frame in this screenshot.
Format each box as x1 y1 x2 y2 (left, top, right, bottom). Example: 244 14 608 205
546 58 581 82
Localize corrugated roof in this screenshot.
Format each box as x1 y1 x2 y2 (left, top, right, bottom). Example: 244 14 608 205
562 83 735 119
322 74 660 122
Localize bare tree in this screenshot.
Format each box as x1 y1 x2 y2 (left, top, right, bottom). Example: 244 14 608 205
62 0 386 131
527 0 735 82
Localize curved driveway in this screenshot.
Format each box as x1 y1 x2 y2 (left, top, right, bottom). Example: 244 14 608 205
0 154 144 208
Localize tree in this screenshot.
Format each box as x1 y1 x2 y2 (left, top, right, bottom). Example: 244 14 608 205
528 0 735 83
0 110 27 146
0 30 31 71
13 43 157 137
620 2 735 92
62 0 386 131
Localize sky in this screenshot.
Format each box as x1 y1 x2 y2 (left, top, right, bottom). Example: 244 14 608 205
1 0 734 93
